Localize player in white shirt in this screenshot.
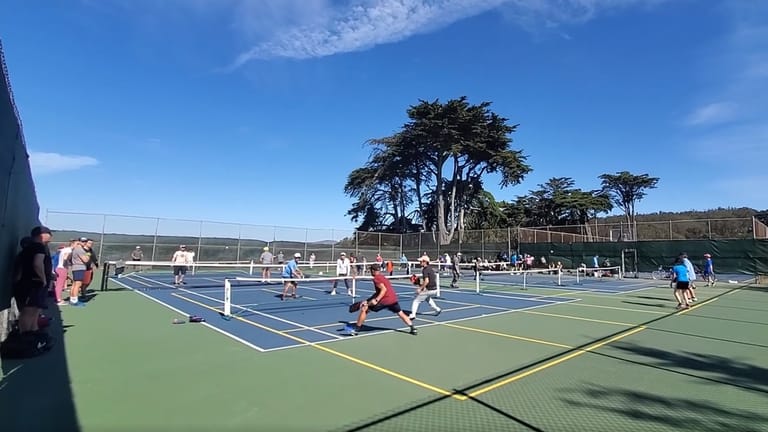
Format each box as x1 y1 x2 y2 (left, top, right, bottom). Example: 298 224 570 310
330 252 351 296
172 245 192 285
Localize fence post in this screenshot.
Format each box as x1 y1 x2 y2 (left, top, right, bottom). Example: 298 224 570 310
151 218 159 261
331 229 335 260
707 219 712 239
399 232 403 258
197 221 203 261
378 232 382 255
355 231 359 256
97 214 106 265
236 225 242 261
669 220 673 240
481 229 485 259
44 209 49 225
304 228 308 261
753 217 757 239
508 227 512 258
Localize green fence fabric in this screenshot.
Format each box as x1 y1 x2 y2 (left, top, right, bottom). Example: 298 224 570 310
519 239 768 275
0 39 41 323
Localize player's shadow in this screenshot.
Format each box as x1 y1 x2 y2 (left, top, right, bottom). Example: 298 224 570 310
335 321 412 335
622 300 667 309
632 295 672 301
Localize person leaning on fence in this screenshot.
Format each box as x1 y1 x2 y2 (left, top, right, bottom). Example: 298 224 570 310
11 227 54 347
409 255 442 320
330 252 351 296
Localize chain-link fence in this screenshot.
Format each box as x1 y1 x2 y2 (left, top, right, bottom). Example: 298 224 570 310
44 211 767 266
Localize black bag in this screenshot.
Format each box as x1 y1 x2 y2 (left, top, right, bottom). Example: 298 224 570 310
0 330 53 359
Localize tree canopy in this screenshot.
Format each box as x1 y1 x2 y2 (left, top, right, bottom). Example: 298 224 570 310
344 97 659 242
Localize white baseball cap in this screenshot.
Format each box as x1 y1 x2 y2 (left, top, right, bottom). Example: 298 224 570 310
294 253 301 258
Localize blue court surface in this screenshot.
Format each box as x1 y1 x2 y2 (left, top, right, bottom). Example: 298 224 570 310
109 270 580 352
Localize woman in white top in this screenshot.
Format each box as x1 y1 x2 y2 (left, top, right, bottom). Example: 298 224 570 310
54 240 74 305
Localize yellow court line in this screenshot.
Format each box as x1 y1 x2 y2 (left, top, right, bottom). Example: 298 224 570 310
467 326 647 398
564 302 668 315
170 293 463 400
522 310 636 327
420 319 572 349
676 297 718 315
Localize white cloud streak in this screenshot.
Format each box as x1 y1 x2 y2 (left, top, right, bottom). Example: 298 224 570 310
29 151 99 175
227 0 666 67
684 102 738 126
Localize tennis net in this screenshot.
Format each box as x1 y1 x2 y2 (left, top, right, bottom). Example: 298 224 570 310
222 273 429 318
471 265 623 293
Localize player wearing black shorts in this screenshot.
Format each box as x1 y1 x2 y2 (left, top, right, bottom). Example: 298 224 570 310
348 264 417 336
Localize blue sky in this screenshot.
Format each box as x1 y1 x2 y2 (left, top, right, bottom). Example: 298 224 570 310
2 0 766 238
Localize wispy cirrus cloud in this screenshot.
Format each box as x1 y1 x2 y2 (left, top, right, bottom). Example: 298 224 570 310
684 102 738 126
225 0 667 67
29 151 99 175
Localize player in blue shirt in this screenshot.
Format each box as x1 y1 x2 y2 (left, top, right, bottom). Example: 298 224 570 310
702 253 715 286
671 258 690 310
281 253 304 301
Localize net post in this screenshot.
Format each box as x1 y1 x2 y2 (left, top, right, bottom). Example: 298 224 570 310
100 262 110 291
576 268 581 284
436 271 441 298
249 260 255 275
224 279 232 317
557 268 562 286
523 271 528 290
351 276 356 299
475 270 480 294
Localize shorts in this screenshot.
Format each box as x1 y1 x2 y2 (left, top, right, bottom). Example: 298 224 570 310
675 281 690 290
72 270 86 282
367 298 402 314
173 266 188 276
13 283 47 309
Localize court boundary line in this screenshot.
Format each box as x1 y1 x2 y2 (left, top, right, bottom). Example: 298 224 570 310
130 274 342 340
557 302 668 315
165 289 462 400
455 285 740 400
112 277 267 352
261 298 579 353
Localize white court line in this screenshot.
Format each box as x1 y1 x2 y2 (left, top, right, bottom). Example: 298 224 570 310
131 274 341 340
261 298 576 353
282 305 482 333
116 276 266 352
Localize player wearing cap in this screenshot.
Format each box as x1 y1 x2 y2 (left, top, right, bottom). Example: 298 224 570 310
703 253 715 286
347 264 417 336
409 255 442 319
280 253 304 300
330 252 351 296
259 246 274 282
172 245 191 285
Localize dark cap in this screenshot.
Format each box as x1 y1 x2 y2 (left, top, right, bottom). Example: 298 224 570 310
368 263 381 272
79 237 89 242
31 226 52 237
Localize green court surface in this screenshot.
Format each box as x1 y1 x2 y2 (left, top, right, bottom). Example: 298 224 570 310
2 278 767 432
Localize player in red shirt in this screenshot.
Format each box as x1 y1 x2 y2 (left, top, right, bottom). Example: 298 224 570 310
347 264 417 336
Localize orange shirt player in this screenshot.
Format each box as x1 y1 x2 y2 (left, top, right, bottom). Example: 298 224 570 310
347 264 417 336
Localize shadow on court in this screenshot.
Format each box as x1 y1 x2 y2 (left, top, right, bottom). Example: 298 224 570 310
558 385 768 432
0 300 81 432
